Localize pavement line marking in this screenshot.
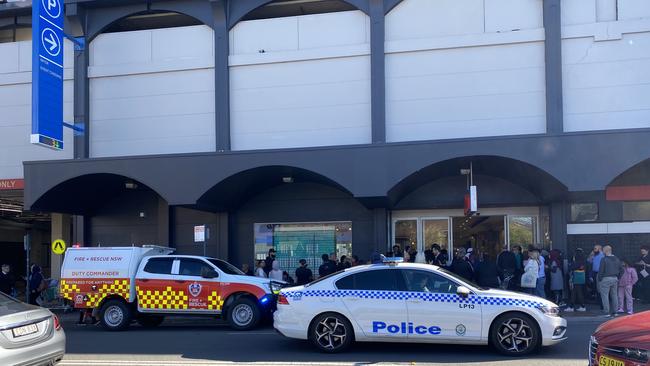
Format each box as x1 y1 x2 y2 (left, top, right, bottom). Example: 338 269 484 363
59 361 358 366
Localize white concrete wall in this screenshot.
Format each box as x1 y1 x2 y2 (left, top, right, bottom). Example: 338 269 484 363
562 1 650 132
229 11 371 150
89 25 215 157
0 40 74 180
385 0 546 142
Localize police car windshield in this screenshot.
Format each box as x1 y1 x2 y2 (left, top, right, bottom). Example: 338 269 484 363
207 259 245 275
437 268 486 291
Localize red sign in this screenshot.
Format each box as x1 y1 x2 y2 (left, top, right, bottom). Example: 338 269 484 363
606 185 650 201
0 179 24 190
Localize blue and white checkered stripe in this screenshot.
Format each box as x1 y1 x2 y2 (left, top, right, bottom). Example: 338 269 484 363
281 290 543 308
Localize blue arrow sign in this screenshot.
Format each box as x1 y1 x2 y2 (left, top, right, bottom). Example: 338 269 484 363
31 0 64 150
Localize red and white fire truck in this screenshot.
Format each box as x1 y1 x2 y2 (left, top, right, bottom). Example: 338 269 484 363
60 246 281 331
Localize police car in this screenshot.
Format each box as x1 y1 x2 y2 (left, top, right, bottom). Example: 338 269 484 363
274 258 567 355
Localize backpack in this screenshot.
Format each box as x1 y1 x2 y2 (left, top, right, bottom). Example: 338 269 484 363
572 270 586 285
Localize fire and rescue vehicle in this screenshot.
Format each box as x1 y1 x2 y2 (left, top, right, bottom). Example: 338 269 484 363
59 246 282 331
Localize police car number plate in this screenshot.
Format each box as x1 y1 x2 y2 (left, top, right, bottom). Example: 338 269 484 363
599 355 624 366
12 324 38 338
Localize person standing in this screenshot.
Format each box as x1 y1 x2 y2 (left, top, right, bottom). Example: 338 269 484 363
617 259 638 315
475 254 499 288
588 245 605 300
496 245 516 287
295 259 313 285
318 254 336 277
529 246 547 299
264 248 277 277
451 248 474 281
521 250 540 295
255 260 267 278
566 248 587 312
269 260 283 281
598 245 623 317
636 245 650 303
241 263 254 276
350 255 361 267
0 264 15 296
28 264 46 306
549 249 564 305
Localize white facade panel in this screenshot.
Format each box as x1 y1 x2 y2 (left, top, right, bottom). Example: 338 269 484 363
386 42 546 142
561 0 596 25
0 40 74 180
485 0 543 33
231 17 298 55
385 0 484 41
562 32 650 132
298 11 369 49
230 56 371 150
88 26 216 158
618 0 650 20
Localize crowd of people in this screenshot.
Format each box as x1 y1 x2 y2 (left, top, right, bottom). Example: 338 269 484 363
0 263 49 306
246 243 650 317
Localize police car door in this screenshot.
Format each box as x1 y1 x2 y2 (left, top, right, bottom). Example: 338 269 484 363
400 269 482 341
335 268 408 340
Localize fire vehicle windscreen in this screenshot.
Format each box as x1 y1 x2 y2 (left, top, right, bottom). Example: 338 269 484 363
207 259 245 275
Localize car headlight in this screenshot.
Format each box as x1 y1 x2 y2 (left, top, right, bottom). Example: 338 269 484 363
622 348 649 363
537 305 560 317
269 281 285 294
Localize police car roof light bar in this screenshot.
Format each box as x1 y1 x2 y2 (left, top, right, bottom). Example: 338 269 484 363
382 257 404 265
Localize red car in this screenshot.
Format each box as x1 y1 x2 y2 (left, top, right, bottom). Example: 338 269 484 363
590 311 650 366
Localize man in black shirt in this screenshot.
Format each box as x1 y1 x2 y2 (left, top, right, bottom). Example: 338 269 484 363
295 259 313 285
497 245 517 282
264 248 276 276
318 254 337 278
0 264 14 296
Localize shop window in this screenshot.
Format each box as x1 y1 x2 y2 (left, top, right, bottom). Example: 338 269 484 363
508 216 538 246
243 0 356 21
102 12 202 33
570 203 598 222
623 201 650 221
254 222 352 275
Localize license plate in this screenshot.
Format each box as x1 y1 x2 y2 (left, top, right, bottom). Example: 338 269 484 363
599 355 625 366
11 324 38 338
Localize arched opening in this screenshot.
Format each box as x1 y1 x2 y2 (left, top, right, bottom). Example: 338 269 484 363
32 174 170 247
606 158 650 222
387 156 567 262
101 11 203 34
197 166 374 274
242 0 357 21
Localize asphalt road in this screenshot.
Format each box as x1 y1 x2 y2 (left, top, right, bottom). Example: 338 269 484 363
57 315 601 366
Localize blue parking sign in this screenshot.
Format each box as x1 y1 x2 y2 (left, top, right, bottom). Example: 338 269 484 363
31 0 64 150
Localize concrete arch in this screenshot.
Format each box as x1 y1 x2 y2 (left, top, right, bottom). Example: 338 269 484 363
607 157 650 187
387 155 568 206
30 173 169 215
84 0 214 42
227 0 371 29
197 165 355 211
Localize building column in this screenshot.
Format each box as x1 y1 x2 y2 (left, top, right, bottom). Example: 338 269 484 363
50 213 71 280
550 202 568 253
212 1 230 152
157 198 170 246
369 0 386 143
543 0 564 134
216 212 229 260
372 208 388 252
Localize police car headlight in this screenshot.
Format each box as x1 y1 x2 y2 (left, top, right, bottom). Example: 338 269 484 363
537 305 560 317
269 281 284 294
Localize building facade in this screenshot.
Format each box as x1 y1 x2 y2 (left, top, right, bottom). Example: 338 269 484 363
1 0 650 276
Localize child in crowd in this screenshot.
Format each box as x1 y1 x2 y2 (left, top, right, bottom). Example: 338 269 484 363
617 258 638 315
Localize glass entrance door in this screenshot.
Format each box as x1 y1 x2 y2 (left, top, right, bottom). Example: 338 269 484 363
392 218 451 263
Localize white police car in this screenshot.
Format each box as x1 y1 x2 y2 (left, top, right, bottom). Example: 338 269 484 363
274 259 567 355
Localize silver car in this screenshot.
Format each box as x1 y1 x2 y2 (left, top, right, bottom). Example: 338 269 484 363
0 292 65 365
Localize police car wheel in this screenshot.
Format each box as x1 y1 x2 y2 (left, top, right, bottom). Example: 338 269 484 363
309 313 353 353
137 315 164 328
99 299 132 331
227 298 261 330
490 313 541 356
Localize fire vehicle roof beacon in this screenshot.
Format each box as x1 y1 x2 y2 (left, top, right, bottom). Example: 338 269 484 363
61 246 281 331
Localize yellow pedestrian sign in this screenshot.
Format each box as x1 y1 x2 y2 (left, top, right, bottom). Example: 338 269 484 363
52 239 66 255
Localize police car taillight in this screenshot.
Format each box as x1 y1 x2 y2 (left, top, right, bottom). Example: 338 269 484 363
277 294 289 305
53 315 62 331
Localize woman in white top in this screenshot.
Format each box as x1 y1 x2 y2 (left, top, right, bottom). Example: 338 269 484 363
255 260 267 278
521 250 539 295
269 260 283 281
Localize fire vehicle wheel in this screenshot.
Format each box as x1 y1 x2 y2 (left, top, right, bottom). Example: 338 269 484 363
99 299 132 331
137 315 165 328
227 298 261 331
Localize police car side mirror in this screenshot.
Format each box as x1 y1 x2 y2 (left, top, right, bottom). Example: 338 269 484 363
202 269 218 279
457 286 471 298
